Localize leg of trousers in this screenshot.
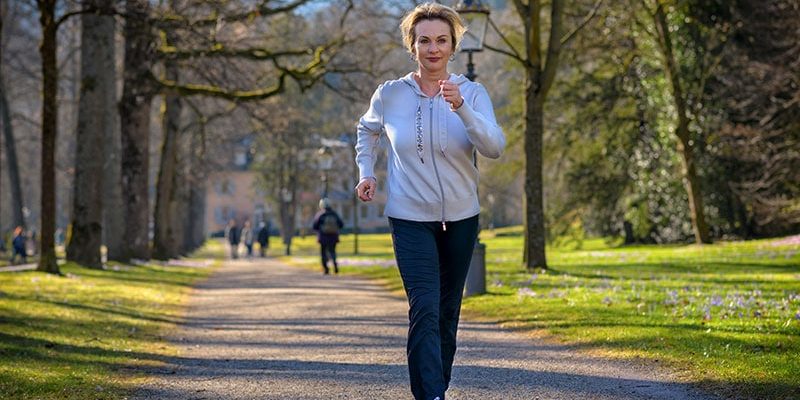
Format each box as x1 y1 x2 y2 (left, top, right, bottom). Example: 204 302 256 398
320 244 330 273
389 215 479 400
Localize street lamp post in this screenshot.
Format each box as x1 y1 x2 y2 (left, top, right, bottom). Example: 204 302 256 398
456 0 491 297
280 188 293 255
318 145 333 198
456 0 490 81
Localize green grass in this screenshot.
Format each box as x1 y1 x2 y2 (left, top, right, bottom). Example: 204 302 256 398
0 241 223 399
284 230 800 399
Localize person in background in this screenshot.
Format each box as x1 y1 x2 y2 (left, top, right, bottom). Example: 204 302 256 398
354 3 505 399
312 198 343 275
10 226 27 265
257 221 270 257
242 220 254 258
224 219 241 259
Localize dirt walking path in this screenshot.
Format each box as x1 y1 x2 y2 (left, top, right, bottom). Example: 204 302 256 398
132 258 716 400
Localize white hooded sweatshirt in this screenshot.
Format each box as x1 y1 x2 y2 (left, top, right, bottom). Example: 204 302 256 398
355 72 505 225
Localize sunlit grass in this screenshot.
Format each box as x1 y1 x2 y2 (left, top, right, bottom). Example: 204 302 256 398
285 230 800 399
0 241 223 399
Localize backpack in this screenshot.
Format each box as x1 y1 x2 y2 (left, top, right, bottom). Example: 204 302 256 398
320 214 339 235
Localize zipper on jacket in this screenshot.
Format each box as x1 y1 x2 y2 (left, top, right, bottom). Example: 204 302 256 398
428 97 447 231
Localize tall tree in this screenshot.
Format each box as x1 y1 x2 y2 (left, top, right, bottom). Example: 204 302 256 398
488 0 601 270
151 58 182 260
102 11 123 261
66 0 116 268
118 0 155 261
35 0 59 273
0 2 26 231
651 0 711 243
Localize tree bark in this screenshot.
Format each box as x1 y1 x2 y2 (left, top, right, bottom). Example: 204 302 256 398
654 4 711 244
183 126 206 253
523 85 547 270
36 0 59 274
102 9 124 261
67 0 115 268
152 61 183 260
519 0 566 271
119 0 155 261
0 78 25 230
0 3 25 232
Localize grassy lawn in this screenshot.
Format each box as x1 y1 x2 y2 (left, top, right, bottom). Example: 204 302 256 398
0 241 222 399
284 228 800 399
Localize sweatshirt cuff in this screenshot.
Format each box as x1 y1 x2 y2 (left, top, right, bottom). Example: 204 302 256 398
358 164 374 181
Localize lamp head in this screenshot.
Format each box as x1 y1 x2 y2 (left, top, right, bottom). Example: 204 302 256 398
455 0 490 52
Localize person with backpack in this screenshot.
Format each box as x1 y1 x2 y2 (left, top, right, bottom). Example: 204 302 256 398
312 198 344 274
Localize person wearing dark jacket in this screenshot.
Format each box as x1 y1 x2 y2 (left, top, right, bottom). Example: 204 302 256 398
312 199 344 274
224 219 241 259
257 221 270 257
10 226 27 264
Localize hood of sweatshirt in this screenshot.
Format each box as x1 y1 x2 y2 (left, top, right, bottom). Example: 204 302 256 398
399 72 470 95
399 72 470 156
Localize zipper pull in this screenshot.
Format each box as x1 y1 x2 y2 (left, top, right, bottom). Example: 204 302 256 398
442 221 447 231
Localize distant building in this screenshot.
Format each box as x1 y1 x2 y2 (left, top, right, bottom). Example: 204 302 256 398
204 133 392 238
204 134 268 236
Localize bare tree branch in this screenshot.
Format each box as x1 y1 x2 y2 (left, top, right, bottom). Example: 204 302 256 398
560 0 603 46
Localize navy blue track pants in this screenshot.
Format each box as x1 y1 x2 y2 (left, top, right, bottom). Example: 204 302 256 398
389 215 479 400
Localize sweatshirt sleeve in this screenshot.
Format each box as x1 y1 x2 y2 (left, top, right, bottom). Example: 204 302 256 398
454 83 506 159
355 84 385 180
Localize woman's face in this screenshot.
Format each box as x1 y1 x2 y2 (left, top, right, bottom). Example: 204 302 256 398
413 19 453 74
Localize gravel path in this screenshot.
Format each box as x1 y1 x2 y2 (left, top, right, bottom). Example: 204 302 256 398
132 258 716 400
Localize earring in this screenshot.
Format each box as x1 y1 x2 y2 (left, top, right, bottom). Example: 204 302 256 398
449 53 456 62
410 53 417 62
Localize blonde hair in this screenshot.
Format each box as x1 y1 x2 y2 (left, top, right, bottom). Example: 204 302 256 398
400 2 467 55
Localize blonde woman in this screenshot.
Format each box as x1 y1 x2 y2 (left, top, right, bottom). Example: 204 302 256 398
354 3 505 399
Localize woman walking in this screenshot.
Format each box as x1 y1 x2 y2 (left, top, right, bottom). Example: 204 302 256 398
354 3 505 399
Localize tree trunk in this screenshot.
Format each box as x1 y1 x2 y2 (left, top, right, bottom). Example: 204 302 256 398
152 61 182 260
280 198 294 256
172 135 189 256
523 83 548 270
654 4 711 244
675 124 711 243
183 127 206 253
102 9 124 261
0 5 25 232
67 1 114 269
0 78 25 230
183 178 205 253
36 0 59 274
119 0 154 261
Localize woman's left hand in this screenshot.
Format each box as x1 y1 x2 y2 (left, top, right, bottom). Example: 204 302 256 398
439 80 464 110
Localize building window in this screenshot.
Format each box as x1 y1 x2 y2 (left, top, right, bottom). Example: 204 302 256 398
360 204 369 219
342 205 351 221
234 151 247 167
216 179 235 196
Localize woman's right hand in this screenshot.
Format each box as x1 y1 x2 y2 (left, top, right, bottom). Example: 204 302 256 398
355 177 377 202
